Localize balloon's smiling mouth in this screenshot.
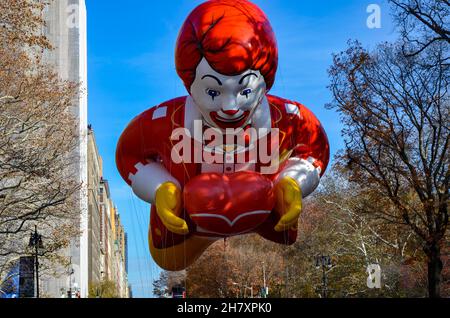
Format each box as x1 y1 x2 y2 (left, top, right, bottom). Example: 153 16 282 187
210 111 250 129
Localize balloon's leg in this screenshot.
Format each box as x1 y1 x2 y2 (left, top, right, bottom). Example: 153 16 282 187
149 232 215 271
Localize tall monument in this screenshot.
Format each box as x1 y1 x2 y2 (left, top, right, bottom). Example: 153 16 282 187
41 0 88 298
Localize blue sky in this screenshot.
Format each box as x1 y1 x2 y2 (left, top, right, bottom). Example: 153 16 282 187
86 0 397 298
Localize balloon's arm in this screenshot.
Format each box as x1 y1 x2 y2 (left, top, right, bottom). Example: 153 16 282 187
278 101 330 198
275 158 321 199
128 162 180 205
127 161 188 235
115 107 180 205
115 103 188 235
272 101 330 232
116 109 155 187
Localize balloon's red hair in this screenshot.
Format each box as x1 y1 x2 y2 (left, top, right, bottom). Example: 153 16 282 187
175 0 278 92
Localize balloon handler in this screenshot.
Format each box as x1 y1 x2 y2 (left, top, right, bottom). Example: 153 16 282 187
116 0 330 271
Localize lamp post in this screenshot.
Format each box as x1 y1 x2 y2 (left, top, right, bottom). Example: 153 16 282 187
262 262 268 298
68 261 74 299
29 225 44 298
315 255 332 298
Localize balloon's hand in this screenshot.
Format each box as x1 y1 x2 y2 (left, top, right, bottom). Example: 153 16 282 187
155 182 189 235
274 177 302 232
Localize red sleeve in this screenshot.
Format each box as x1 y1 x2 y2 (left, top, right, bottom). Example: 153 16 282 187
115 109 156 186
116 97 187 186
293 104 330 176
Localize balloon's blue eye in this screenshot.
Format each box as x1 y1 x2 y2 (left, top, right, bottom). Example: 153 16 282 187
241 88 252 98
206 89 221 100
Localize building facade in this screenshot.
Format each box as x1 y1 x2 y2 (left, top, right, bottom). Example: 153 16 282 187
39 1 130 298
88 127 130 298
87 127 103 286
40 0 89 298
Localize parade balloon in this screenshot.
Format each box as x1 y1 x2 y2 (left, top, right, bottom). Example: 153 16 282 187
116 0 330 271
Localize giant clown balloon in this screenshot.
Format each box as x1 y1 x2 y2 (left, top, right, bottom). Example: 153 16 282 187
116 0 330 271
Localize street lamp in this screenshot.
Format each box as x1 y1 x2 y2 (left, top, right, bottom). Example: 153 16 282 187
315 255 333 298
68 263 74 298
29 225 44 298
261 262 268 298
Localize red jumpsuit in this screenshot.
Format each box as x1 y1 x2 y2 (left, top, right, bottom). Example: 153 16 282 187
116 95 329 250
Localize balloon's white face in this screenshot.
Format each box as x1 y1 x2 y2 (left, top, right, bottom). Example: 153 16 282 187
190 58 267 130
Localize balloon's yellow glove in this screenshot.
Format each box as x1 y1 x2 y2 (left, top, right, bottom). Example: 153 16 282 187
274 176 303 232
155 182 189 235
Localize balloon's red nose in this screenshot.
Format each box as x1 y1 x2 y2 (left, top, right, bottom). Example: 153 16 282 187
221 109 239 116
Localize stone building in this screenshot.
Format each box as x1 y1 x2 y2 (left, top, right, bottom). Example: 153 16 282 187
38 0 130 298
88 126 130 298
40 0 89 298
87 127 103 286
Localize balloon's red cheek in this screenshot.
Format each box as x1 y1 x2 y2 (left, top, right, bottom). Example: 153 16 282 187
183 171 275 236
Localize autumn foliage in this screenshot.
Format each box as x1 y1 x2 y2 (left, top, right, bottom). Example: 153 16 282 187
0 0 81 276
